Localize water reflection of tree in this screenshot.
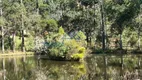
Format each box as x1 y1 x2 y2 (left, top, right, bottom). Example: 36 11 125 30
1 57 36 80
2 58 6 80
35 60 86 80
85 55 105 80
0 55 141 80
85 55 142 80
0 57 87 80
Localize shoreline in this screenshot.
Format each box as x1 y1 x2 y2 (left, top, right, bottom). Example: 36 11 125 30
0 52 34 57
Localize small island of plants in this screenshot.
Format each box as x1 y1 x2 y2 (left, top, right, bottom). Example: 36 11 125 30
35 27 87 61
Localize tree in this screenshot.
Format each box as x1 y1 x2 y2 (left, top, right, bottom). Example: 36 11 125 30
21 0 25 52
0 0 5 53
106 0 140 49
137 3 142 50
20 0 30 52
5 1 27 52
100 0 105 51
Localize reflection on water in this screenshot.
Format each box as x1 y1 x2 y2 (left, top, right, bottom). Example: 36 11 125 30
85 55 142 80
0 55 142 80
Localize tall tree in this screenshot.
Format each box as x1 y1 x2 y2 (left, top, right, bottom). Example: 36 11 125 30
100 0 105 51
138 4 142 50
106 0 140 49
20 0 30 52
21 0 25 52
0 0 4 53
5 1 26 52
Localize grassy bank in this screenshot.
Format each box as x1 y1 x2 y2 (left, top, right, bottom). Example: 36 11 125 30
0 51 34 56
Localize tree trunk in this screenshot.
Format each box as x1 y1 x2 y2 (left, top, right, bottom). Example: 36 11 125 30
34 30 38 53
138 29 140 50
21 30 25 52
138 56 141 68
101 0 105 51
86 30 89 47
119 34 123 49
21 0 25 52
0 1 4 53
12 32 15 53
34 0 39 53
9 35 12 50
36 0 39 14
138 13 141 50
89 37 92 46
1 26 4 53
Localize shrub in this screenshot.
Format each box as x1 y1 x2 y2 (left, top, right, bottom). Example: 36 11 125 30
71 53 84 61
45 38 86 61
64 39 79 55
64 39 86 61
74 31 86 40
71 47 86 61
58 26 65 35
78 47 86 54
37 27 87 61
48 42 67 59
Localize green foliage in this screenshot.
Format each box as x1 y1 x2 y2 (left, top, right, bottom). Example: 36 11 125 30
4 37 11 50
38 27 86 61
41 19 58 32
0 17 6 26
15 36 21 50
1 0 142 54
65 39 79 50
3 35 35 51
70 47 85 61
71 53 84 61
64 39 86 61
49 44 67 59
46 19 58 32
122 27 138 48
47 39 86 61
58 26 65 34
75 31 86 40
29 14 41 31
25 35 34 51
79 0 98 6
78 47 86 54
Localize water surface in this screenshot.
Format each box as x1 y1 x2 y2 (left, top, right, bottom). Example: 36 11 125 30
0 55 142 80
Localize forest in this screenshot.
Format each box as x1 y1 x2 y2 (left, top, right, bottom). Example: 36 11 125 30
0 0 142 80
0 0 142 60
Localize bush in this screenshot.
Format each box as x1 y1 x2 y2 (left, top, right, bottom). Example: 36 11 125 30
48 42 67 59
36 28 87 61
47 40 86 61
58 26 65 35
71 53 84 61
78 47 86 54
74 31 86 40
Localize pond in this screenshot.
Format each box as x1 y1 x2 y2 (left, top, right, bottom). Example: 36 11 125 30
0 54 142 80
